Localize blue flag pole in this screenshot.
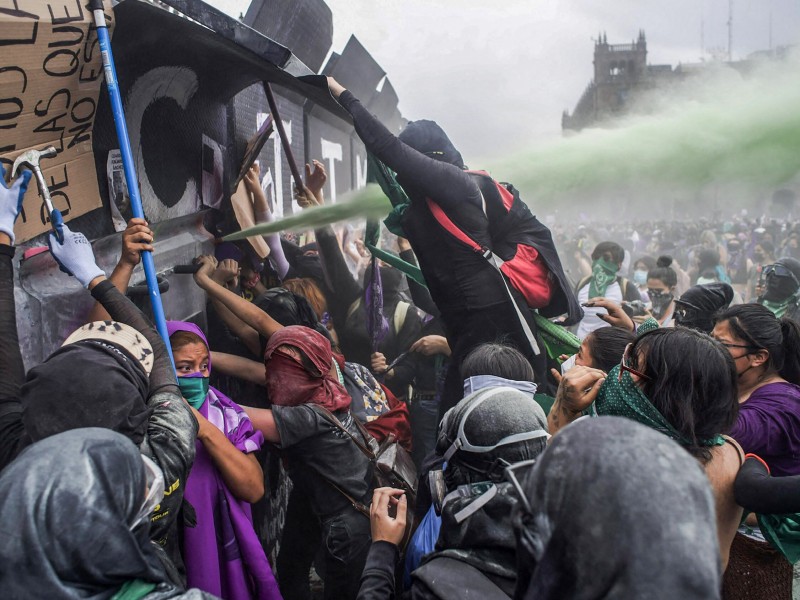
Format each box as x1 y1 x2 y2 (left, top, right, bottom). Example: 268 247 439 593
90 0 175 367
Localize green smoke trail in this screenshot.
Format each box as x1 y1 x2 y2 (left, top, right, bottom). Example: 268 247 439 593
500 62 800 205
222 184 391 241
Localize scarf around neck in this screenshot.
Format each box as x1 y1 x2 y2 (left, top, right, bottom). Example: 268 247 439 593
761 297 795 319
588 258 618 298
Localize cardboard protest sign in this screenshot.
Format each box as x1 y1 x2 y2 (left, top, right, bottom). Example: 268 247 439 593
0 0 113 243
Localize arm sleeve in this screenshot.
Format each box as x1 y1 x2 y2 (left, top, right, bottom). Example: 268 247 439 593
141 389 198 545
255 209 290 280
315 225 363 310
338 90 479 213
0 244 27 470
357 541 399 600
734 457 800 514
90 280 179 398
272 404 321 450
399 249 438 317
728 406 785 457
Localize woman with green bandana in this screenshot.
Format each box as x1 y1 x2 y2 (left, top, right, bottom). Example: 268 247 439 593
166 321 279 599
575 241 641 339
548 327 743 571
757 257 800 321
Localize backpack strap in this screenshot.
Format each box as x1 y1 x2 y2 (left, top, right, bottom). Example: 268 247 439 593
307 404 374 517
394 301 410 334
425 198 540 356
309 404 376 460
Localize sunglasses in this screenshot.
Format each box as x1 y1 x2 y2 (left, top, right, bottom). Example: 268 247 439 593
619 343 651 382
763 264 800 287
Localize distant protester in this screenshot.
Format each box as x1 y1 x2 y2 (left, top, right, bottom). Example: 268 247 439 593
646 255 678 327
575 241 641 339
757 258 800 321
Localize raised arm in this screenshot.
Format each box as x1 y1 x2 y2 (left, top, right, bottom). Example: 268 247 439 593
193 255 283 341
211 351 266 386
294 160 363 309
204 259 262 357
244 163 290 280
329 77 479 212
87 218 154 322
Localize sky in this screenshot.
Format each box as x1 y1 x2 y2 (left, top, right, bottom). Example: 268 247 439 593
209 0 800 164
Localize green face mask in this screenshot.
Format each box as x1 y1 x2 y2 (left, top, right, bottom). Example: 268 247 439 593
588 258 618 298
594 365 723 447
178 375 209 409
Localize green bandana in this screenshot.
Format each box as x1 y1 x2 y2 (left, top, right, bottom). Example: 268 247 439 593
761 297 793 319
593 365 724 448
588 258 619 298
111 580 157 600
636 317 660 335
177 376 209 409
758 512 800 564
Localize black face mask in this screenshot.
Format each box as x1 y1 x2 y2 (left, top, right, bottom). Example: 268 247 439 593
648 290 674 319
764 275 799 302
674 308 713 334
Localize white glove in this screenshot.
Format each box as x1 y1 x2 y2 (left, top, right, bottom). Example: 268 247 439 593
0 164 32 245
48 224 105 287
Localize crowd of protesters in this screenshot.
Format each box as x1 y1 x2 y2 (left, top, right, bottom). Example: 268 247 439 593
1 76 800 600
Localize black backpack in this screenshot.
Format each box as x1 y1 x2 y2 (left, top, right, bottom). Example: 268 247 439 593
411 556 510 599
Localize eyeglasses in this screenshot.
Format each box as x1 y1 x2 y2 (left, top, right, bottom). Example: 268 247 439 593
504 458 538 515
619 343 651 382
763 264 800 287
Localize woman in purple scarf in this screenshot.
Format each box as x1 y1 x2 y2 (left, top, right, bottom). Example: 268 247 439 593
167 321 282 600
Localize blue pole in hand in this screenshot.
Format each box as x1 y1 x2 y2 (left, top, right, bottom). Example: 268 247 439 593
89 0 175 367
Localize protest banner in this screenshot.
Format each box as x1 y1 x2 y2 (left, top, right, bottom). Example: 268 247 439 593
0 0 112 242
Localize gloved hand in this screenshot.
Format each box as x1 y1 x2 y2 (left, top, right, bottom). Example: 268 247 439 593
48 224 105 287
0 164 32 245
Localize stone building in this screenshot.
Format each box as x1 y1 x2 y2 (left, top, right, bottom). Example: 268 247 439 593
563 31 678 131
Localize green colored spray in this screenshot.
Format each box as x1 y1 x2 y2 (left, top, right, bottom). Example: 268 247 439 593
501 71 800 205
222 184 391 241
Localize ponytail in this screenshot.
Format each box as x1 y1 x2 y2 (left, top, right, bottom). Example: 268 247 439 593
779 318 800 385
647 255 678 288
